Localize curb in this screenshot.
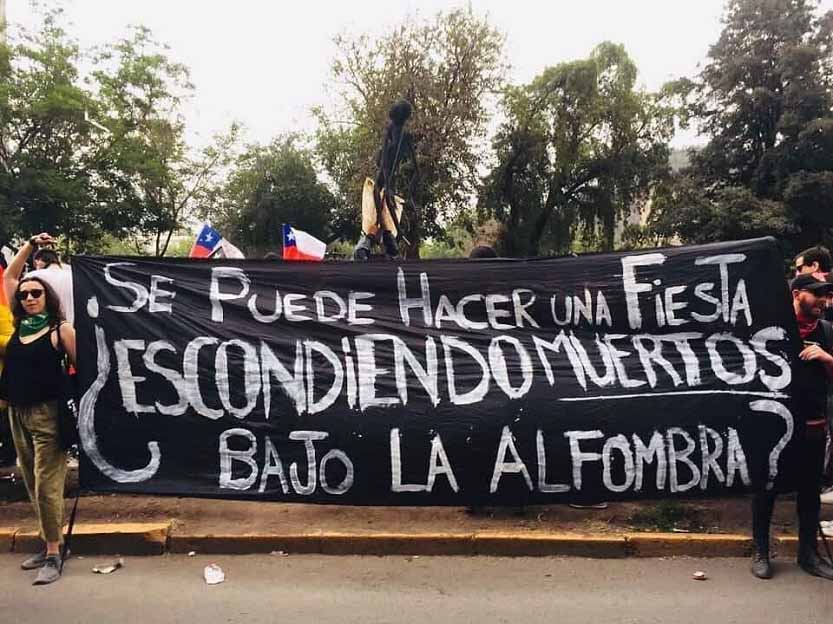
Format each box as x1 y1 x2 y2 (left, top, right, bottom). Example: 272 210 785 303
321 533 476 556
0 527 18 553
1 524 810 558
474 532 627 558
170 533 326 555
625 533 752 558
14 522 170 555
774 535 798 558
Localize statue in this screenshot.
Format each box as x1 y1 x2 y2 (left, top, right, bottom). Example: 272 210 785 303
353 100 420 260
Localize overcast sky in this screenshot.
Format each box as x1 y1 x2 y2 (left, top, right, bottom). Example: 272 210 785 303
9 0 833 148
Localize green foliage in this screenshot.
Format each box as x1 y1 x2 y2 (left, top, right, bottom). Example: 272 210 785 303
5 2 833 261
315 9 506 255
650 174 795 243
419 222 473 259
212 136 336 258
0 10 236 254
90 26 238 255
159 234 194 258
0 8 100 248
480 42 674 256
651 0 833 253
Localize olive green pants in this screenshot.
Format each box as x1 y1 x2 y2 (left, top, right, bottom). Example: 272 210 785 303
8 402 67 544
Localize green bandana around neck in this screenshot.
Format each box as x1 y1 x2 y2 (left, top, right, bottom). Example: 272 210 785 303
19 312 50 338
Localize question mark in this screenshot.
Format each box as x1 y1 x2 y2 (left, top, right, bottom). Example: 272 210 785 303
749 400 794 491
79 325 161 484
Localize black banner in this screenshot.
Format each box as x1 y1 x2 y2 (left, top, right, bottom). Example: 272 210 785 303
73 238 801 505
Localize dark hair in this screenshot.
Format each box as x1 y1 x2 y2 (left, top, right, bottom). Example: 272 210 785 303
795 246 832 272
469 245 498 259
33 248 61 268
11 277 63 329
388 100 412 126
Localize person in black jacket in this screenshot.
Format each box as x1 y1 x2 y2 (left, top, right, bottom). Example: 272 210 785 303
751 273 833 580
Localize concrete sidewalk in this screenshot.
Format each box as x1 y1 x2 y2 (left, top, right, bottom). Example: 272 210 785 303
1 489 828 558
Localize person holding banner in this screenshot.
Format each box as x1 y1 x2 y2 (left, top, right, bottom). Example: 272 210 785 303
751 273 833 580
0 236 76 586
2 234 63 301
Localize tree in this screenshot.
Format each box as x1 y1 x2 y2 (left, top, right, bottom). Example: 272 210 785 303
90 26 237 256
0 9 103 249
315 9 506 256
479 42 674 256
652 0 833 251
212 137 336 257
648 176 795 243
0 12 234 255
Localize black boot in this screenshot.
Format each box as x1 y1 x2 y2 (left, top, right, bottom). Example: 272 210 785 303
796 487 833 580
751 538 773 579
798 549 833 580
797 528 833 580
751 492 775 579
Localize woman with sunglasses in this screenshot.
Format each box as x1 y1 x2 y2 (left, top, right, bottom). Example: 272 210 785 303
0 269 76 585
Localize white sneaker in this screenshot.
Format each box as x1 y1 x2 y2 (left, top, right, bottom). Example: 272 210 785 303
821 489 833 505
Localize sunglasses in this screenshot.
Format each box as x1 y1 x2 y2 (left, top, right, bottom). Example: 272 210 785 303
16 288 44 301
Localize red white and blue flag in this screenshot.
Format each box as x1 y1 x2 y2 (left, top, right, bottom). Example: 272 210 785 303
282 224 326 262
189 224 223 258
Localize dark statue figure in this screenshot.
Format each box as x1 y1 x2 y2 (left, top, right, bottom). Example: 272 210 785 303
353 100 420 261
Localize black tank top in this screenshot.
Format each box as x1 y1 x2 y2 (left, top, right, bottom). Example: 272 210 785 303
0 327 63 406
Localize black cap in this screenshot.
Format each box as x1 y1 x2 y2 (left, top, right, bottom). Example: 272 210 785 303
791 273 833 294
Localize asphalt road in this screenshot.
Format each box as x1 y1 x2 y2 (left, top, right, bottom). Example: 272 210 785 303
2 554 832 624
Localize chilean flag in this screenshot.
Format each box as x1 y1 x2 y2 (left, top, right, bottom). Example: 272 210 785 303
189 224 222 258
282 224 326 262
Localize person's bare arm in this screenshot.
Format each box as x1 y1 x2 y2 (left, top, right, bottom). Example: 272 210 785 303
3 233 55 303
799 344 833 380
58 323 76 368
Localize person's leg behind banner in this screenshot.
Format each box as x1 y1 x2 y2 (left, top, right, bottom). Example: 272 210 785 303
751 489 776 579
796 425 833 579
